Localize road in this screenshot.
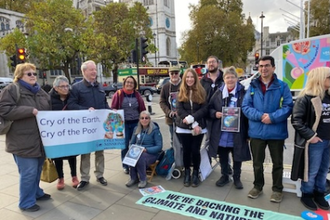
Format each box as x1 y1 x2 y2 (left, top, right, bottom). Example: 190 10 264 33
109 93 296 166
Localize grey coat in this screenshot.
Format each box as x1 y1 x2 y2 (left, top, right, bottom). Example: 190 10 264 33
0 83 51 157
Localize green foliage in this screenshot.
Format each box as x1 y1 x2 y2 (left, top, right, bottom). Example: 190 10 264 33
179 0 255 67
308 0 330 36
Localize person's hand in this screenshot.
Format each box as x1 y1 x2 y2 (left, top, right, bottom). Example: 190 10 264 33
193 126 201 135
32 108 38 116
143 148 147 152
310 136 322 144
183 118 188 124
261 113 271 124
215 111 223 119
169 111 177 118
88 107 95 111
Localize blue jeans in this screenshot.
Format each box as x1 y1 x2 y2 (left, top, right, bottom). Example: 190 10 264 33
13 155 45 209
122 121 138 169
301 140 330 194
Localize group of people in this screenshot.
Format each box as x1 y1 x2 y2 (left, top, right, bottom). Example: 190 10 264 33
0 56 329 213
160 55 330 212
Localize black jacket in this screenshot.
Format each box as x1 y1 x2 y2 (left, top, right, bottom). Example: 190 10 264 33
208 83 251 161
50 89 69 110
200 70 224 102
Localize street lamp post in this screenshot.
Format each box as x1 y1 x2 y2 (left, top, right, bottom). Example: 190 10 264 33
259 12 265 57
153 32 157 67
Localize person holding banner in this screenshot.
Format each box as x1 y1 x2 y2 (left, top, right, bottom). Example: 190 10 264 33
111 76 146 175
176 68 208 187
0 63 51 212
50 76 79 190
125 111 163 188
68 60 110 191
208 66 251 190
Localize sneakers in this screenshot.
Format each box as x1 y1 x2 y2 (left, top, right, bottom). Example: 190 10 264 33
72 176 79 188
57 178 65 190
20 204 40 212
125 179 139 187
248 188 263 199
270 191 283 203
216 175 230 187
138 180 147 188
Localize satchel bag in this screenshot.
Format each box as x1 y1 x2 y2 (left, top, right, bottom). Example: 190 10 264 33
0 84 20 135
40 158 58 183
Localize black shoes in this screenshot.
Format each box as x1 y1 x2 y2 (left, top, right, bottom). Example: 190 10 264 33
123 168 129 174
216 175 230 187
191 170 200 187
20 204 40 212
183 169 191 187
97 177 108 186
301 193 317 210
314 191 330 210
36 193 51 201
233 178 243 189
77 181 89 191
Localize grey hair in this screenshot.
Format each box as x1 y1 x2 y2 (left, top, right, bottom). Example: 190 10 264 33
81 60 96 73
53 75 69 87
134 111 154 135
223 66 238 78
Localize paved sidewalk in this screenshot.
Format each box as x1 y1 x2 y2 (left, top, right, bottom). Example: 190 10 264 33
0 102 307 219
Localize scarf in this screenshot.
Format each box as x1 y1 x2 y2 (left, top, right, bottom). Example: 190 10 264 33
222 83 237 99
18 79 41 94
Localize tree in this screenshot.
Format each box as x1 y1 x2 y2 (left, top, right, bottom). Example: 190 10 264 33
22 0 88 83
179 0 255 67
89 2 152 83
308 0 330 36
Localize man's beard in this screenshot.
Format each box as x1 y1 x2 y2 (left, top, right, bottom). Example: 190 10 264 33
208 66 218 74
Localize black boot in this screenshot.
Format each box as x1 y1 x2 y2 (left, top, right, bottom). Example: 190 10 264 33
191 170 200 187
233 175 243 189
314 190 330 210
300 193 317 210
183 168 191 187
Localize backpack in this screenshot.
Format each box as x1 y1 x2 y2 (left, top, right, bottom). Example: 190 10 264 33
156 148 175 176
0 83 20 135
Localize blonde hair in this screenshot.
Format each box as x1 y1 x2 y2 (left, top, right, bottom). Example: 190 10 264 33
178 68 206 104
81 60 96 74
134 111 155 135
13 63 37 82
298 67 330 100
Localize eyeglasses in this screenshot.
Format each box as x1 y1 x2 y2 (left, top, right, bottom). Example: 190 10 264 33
207 60 217 64
126 81 134 85
170 72 179 75
140 117 150 120
259 64 272 68
25 72 37 77
58 85 69 89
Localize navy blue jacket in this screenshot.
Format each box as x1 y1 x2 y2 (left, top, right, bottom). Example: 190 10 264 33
68 79 109 110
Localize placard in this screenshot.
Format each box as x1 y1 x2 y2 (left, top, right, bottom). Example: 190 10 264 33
221 107 240 132
123 144 145 167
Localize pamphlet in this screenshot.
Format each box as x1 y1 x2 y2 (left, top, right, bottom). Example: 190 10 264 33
123 144 144 167
221 107 241 132
139 185 166 196
169 92 178 111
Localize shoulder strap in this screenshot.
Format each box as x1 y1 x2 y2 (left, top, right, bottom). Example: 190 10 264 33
14 83 20 103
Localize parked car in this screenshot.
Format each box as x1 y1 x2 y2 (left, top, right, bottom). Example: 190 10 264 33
156 77 170 94
72 77 83 84
0 77 13 90
103 82 156 98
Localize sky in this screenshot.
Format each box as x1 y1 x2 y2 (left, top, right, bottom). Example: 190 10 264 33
174 0 303 47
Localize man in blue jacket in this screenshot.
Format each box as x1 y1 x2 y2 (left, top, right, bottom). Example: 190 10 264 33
68 60 110 191
242 55 293 203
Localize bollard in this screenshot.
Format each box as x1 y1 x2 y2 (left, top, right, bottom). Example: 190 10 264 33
145 94 155 115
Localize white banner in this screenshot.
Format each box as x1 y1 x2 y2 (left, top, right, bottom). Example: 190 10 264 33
36 110 125 158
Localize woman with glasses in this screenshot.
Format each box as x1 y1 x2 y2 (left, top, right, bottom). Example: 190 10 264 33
111 76 146 174
125 111 163 188
0 63 51 212
50 76 79 190
176 68 208 187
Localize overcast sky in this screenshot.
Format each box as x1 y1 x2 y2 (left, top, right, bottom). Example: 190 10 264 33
174 0 302 46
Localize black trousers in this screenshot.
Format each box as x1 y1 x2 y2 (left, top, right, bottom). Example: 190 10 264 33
178 133 204 171
53 156 77 179
218 146 241 178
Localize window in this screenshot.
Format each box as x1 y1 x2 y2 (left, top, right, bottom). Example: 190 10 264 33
143 0 154 5
266 49 270 55
164 0 169 7
266 41 270 47
50 70 62 76
166 37 171 56
0 16 10 31
277 40 281 46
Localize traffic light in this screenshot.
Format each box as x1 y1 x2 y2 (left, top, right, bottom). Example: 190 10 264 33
129 49 137 63
140 37 148 63
254 52 260 64
10 55 17 67
17 48 26 64
43 72 46 79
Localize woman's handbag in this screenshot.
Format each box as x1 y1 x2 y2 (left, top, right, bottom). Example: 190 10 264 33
41 158 58 183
